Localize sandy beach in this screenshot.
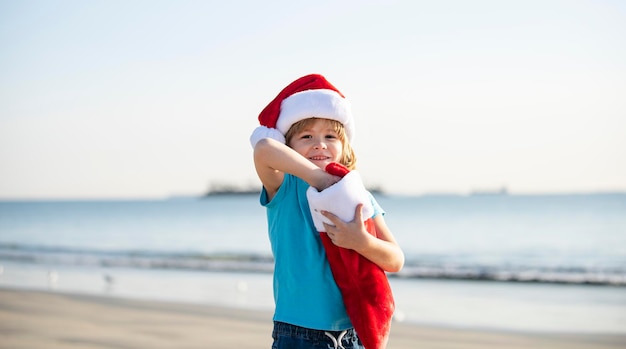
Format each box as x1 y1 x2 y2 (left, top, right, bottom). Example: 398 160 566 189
1 288 624 349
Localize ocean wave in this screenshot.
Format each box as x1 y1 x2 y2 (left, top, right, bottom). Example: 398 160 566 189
1 243 624 286
397 264 626 286
0 243 274 273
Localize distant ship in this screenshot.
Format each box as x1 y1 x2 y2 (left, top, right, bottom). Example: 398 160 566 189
469 186 508 196
203 182 384 197
204 186 261 196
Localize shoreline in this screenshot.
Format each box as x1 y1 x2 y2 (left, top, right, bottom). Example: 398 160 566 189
1 288 625 349
2 261 626 335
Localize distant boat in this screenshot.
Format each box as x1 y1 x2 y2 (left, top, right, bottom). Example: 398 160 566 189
204 183 261 196
203 182 384 197
204 188 261 196
469 187 508 196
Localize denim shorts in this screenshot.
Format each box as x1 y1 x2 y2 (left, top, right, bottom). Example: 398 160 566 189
271 321 364 349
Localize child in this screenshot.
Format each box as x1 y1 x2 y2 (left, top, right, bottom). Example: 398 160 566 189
250 74 404 349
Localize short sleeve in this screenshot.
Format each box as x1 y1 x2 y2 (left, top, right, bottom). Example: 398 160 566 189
368 192 385 218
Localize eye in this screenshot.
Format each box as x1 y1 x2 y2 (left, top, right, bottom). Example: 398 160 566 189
300 134 312 139
325 134 337 139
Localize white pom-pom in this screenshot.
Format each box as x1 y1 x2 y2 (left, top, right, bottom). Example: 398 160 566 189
249 126 286 148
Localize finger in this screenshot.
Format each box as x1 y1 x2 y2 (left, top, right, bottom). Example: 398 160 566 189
354 203 364 222
321 209 334 218
321 210 340 225
324 230 336 243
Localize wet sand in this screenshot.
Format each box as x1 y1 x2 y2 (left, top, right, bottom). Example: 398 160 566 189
1 288 624 349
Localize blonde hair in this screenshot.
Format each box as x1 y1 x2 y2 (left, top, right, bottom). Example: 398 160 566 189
285 118 357 170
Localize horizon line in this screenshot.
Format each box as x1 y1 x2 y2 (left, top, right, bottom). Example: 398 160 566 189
1 189 625 202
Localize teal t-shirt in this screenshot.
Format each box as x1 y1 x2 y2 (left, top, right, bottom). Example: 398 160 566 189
260 174 383 331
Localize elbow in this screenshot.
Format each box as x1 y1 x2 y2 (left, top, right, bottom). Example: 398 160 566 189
253 138 272 155
384 249 405 273
253 138 278 164
387 261 404 274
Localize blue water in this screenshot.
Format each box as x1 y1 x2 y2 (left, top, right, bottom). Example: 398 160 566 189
1 193 624 284
1 193 625 333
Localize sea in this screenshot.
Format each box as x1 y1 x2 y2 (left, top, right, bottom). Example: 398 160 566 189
1 192 625 334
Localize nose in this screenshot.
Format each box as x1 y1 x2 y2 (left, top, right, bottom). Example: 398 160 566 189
313 139 327 149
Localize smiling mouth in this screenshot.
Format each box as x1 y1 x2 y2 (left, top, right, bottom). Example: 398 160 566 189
309 156 330 161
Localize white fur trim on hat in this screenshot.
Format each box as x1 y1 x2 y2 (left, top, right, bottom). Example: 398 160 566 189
277 89 355 143
249 125 286 148
306 170 374 232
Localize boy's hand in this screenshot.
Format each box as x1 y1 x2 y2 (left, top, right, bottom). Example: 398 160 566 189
321 204 369 250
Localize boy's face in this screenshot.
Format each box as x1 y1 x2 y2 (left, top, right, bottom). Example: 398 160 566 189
288 119 343 170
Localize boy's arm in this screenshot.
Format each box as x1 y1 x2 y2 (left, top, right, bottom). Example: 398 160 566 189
322 205 405 273
253 138 340 199
367 213 405 272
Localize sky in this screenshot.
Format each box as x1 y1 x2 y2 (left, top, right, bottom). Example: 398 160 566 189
1 0 625 199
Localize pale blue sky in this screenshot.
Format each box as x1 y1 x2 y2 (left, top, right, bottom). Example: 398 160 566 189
1 0 625 199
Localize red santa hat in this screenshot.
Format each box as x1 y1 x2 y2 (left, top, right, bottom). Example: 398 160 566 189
250 74 355 147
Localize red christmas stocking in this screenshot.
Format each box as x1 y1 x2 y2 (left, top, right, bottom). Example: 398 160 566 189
306 162 395 349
